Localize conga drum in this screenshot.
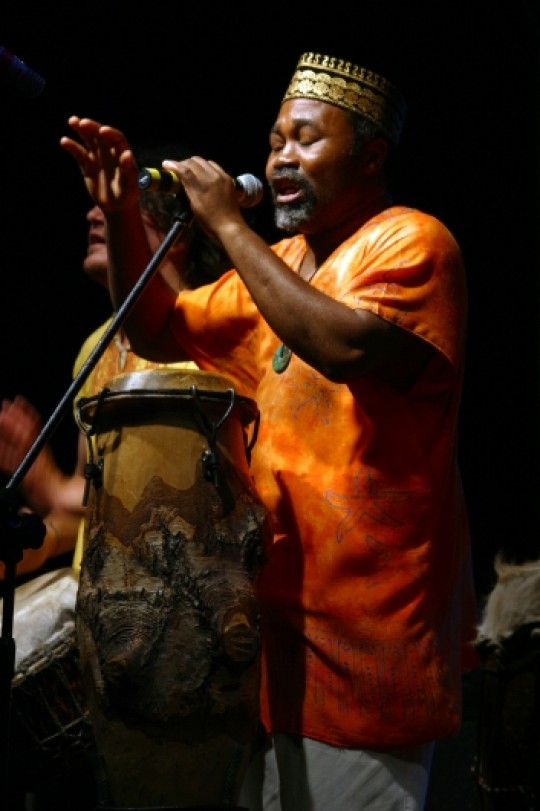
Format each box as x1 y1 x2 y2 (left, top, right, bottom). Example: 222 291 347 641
74 368 268 809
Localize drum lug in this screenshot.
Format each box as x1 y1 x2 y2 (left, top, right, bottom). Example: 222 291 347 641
201 447 221 488
82 460 103 506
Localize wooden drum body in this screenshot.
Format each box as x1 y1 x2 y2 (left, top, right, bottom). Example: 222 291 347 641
75 368 268 808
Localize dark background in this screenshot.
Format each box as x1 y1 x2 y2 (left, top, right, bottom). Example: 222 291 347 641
0 0 539 600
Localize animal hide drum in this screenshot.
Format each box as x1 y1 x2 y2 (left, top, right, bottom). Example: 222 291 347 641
74 368 268 808
8 568 96 794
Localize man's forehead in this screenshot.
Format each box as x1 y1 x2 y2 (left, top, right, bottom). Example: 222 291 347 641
274 97 349 128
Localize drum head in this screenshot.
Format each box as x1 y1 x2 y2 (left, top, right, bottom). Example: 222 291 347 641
76 368 259 432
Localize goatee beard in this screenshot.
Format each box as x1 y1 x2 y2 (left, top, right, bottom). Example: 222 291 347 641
274 197 316 233
270 170 318 233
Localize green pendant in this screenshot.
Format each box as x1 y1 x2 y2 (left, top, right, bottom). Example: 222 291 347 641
272 344 292 374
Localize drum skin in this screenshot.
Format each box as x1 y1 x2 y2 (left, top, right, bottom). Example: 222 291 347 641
75 369 268 808
8 568 96 794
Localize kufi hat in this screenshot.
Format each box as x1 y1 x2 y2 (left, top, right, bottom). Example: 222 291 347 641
282 52 407 144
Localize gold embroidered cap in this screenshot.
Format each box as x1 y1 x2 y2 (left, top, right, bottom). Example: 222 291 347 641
282 52 407 144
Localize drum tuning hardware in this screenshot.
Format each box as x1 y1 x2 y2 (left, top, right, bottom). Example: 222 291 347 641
202 447 221 488
82 460 103 505
77 388 109 504
190 384 237 490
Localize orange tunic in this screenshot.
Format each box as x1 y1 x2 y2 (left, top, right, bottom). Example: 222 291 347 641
172 206 478 748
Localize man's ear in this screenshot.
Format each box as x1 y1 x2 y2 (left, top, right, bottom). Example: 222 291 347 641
363 138 389 176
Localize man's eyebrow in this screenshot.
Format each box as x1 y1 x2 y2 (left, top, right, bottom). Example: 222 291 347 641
270 117 315 135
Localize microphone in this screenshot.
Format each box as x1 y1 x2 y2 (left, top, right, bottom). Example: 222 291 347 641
138 168 264 209
0 46 46 98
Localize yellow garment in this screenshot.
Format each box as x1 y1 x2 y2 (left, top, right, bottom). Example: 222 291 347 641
171 206 477 749
71 316 196 570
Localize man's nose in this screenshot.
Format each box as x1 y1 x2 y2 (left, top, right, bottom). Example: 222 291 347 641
272 142 300 168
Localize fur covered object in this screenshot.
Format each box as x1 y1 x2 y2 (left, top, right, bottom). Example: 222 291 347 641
476 553 540 649
473 553 540 806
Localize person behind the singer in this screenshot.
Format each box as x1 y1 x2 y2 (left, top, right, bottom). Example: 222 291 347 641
0 141 231 581
60 50 479 811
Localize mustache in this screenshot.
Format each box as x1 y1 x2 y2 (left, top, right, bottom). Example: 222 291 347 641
269 168 313 197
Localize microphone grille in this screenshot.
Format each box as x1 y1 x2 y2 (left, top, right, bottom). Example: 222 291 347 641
236 174 264 208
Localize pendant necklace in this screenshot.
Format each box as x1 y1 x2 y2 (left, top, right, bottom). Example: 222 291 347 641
272 343 293 374
114 331 132 371
272 259 319 375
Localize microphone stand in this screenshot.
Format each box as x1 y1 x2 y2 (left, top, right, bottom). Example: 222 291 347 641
0 209 191 798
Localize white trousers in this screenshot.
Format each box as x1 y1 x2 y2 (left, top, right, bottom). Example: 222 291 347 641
238 733 434 811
